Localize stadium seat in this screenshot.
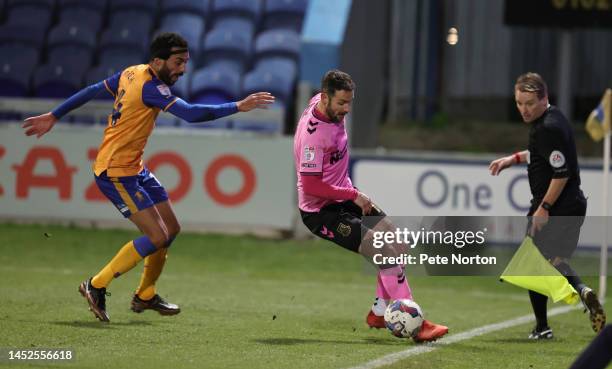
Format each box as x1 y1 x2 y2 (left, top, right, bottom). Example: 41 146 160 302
33 61 87 98
48 45 94 68
6 0 54 11
242 67 295 105
212 0 261 22
99 49 144 69
199 27 252 72
189 65 241 104
109 10 155 32
159 13 206 57
254 29 300 63
262 0 307 32
161 0 209 18
47 23 97 52
0 45 39 96
0 24 45 48
252 57 297 80
100 26 149 55
4 4 53 29
213 16 255 39
109 0 157 15
59 7 105 32
59 0 108 12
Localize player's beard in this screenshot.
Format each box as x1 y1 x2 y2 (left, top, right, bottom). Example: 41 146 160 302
325 103 344 123
158 63 182 86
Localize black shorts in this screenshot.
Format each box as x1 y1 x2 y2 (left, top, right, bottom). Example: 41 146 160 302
300 201 386 253
527 195 587 259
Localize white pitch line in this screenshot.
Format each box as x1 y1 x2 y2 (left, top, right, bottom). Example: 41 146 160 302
346 305 577 369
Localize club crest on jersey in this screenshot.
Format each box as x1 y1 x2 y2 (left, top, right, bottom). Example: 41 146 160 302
157 84 171 96
303 146 315 162
549 150 565 168
337 223 351 237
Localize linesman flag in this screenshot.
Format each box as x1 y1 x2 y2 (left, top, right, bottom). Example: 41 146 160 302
585 88 611 142
500 236 579 305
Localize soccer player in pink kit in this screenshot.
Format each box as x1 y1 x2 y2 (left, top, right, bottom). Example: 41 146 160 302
294 69 448 342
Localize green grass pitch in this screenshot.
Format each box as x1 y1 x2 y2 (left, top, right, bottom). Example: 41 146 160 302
0 223 608 369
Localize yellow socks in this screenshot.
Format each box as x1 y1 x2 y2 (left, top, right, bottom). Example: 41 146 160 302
91 240 143 289
135 248 168 300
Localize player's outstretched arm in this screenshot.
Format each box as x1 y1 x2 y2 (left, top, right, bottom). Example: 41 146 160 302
489 150 528 175
22 76 118 139
164 92 275 123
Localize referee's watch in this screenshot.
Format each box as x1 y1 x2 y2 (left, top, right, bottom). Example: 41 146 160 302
541 201 553 211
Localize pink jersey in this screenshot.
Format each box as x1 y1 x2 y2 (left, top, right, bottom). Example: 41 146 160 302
294 93 353 212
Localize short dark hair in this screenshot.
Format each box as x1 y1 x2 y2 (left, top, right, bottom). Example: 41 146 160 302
321 69 355 97
150 32 188 61
515 72 548 100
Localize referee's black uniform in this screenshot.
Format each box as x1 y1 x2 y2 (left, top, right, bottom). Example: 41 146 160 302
525 105 592 338
526 105 586 258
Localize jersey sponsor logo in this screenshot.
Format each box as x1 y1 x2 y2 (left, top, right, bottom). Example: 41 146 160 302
330 145 348 165
301 163 317 168
157 84 172 96
337 222 352 237
549 150 566 168
303 146 315 162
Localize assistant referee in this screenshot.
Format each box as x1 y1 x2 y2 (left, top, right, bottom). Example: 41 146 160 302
489 72 606 339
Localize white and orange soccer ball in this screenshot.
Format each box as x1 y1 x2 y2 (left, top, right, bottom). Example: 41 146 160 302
384 299 424 338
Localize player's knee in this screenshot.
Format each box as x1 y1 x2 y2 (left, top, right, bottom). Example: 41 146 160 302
149 231 170 249
164 224 180 247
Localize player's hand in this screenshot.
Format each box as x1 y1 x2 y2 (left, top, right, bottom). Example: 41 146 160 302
22 112 58 138
530 206 549 235
355 191 373 215
488 156 514 176
236 92 275 112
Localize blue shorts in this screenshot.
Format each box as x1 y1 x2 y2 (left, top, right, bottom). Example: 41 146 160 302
95 167 169 218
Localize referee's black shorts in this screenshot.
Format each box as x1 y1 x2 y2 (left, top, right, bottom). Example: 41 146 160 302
527 195 587 259
300 201 386 253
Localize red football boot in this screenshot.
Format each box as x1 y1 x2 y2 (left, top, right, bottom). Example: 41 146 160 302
366 310 386 329
413 319 449 342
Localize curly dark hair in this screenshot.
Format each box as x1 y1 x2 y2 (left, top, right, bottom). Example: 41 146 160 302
149 32 188 61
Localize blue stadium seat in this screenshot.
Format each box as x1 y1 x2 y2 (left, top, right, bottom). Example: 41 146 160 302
33 61 87 98
262 0 307 32
59 0 107 12
5 5 53 29
59 7 104 32
6 0 54 10
100 27 149 55
161 0 209 17
212 0 261 22
189 65 241 104
0 24 45 48
159 13 206 57
109 0 157 15
254 29 300 63
0 45 39 96
48 23 97 51
242 67 295 105
99 49 144 69
213 16 255 39
48 45 94 67
253 57 297 80
109 10 154 32
200 27 252 72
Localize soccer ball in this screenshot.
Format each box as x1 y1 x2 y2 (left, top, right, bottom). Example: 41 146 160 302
384 299 424 338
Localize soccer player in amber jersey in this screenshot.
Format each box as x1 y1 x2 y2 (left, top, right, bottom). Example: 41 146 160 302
22 33 274 322
294 69 448 342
